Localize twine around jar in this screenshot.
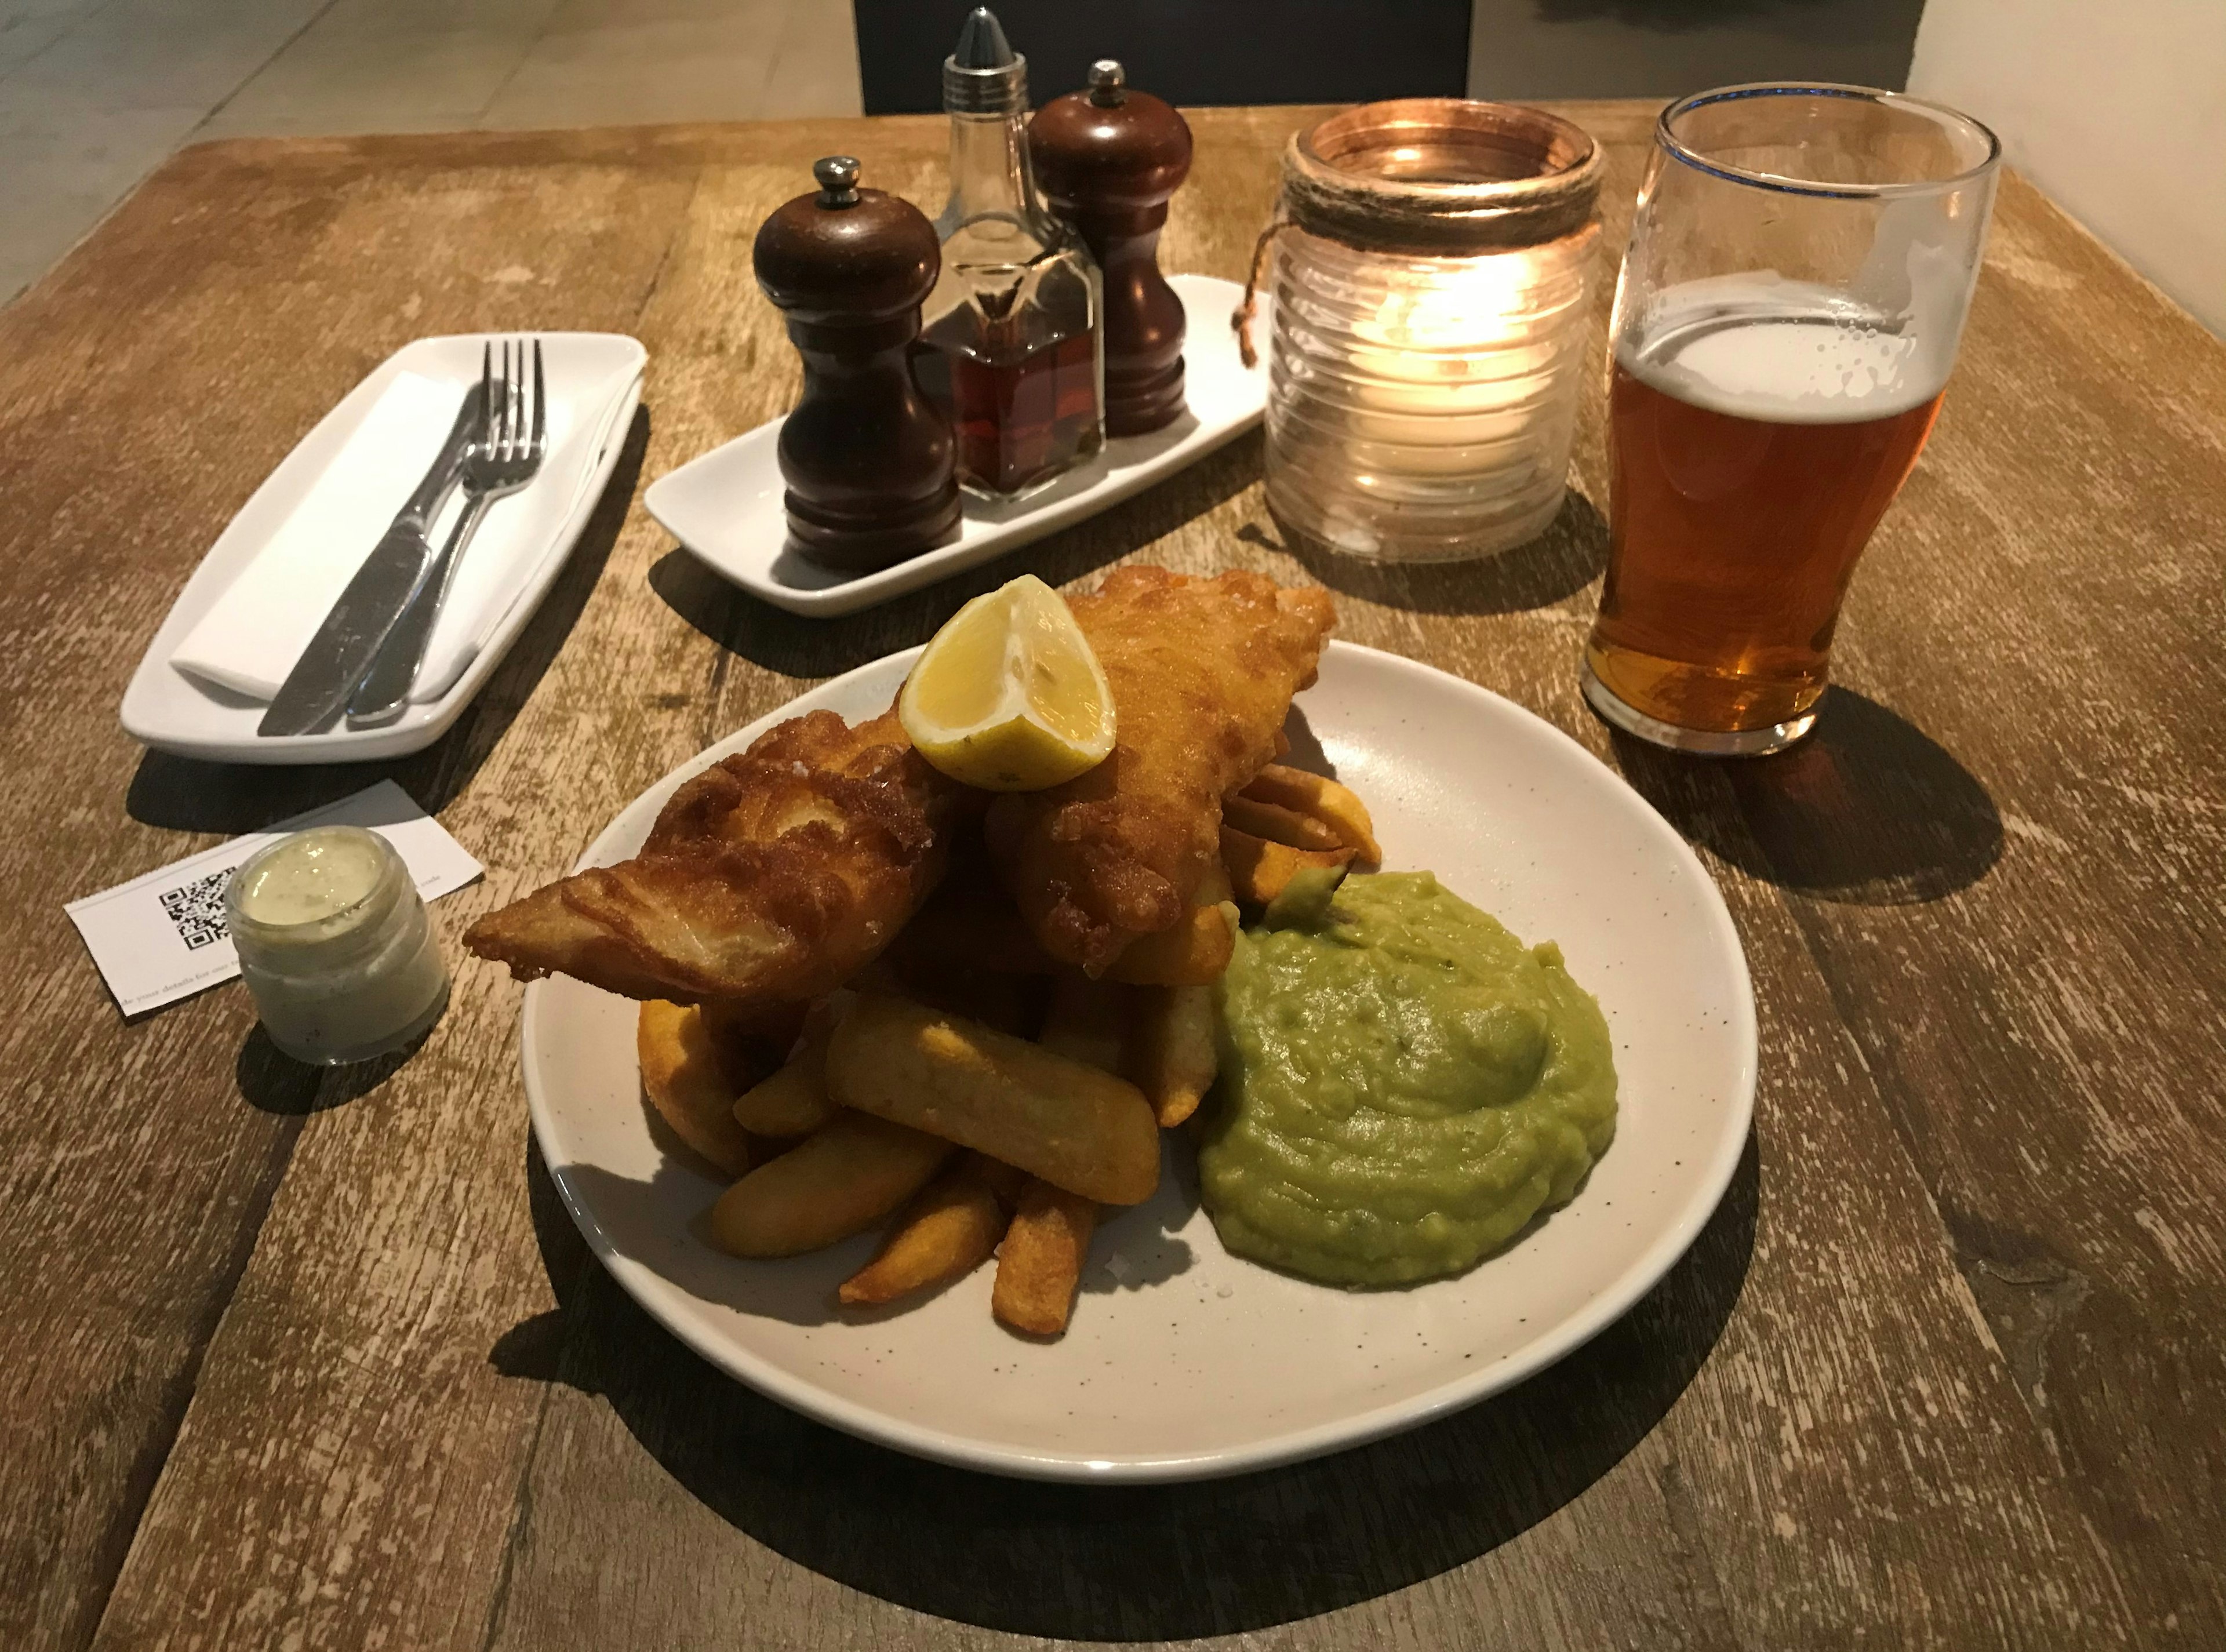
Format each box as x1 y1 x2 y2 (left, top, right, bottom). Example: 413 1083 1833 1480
1231 99 1606 368
1231 217 1291 369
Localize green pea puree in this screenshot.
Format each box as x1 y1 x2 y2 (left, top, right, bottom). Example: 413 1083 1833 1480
1199 869 1617 1286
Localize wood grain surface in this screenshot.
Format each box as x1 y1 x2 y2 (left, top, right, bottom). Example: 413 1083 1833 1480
0 103 2218 1651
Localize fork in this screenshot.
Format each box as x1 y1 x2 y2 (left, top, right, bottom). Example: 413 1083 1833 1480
345 339 548 729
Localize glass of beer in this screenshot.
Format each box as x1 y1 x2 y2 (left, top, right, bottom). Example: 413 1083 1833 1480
1583 85 2000 755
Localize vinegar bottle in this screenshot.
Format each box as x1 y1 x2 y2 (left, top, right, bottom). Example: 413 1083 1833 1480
912 8 1105 500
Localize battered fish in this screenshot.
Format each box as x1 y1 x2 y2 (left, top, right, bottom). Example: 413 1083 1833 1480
987 566 1336 975
464 709 962 1013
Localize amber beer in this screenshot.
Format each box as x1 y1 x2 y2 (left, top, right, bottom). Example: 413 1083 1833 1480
1587 306 1945 737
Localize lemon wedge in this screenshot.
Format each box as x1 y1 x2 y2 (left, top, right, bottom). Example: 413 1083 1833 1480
899 574 1115 791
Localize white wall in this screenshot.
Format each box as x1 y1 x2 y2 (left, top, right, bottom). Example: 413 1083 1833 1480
1908 0 2226 337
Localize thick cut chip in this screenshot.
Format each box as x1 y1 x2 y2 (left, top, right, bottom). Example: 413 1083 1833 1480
1238 764 1383 863
993 1179 1098 1337
1220 825 1355 906
825 994 1160 1205
838 1157 1010 1307
731 1019 838 1139
708 1111 952 1257
1224 792 1345 853
1103 900 1236 985
1130 983 1218 1129
638 1000 755 1176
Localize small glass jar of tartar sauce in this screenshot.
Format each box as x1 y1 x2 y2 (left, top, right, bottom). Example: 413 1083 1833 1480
225 825 449 1064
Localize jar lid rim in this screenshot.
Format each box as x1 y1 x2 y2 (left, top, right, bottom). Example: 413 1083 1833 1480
226 824 408 937
1283 99 1603 252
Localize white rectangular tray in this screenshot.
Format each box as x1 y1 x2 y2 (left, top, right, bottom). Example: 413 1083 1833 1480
121 332 645 766
645 274 1264 618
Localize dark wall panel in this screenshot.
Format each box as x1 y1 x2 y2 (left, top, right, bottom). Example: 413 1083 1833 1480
854 1 1473 114
1467 0 1927 99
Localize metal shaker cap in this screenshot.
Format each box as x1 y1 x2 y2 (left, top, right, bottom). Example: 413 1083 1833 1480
944 7 1027 115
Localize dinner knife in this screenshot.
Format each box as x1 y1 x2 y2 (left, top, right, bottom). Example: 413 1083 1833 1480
256 383 483 737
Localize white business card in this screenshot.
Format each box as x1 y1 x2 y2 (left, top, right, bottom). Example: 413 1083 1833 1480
66 780 483 1017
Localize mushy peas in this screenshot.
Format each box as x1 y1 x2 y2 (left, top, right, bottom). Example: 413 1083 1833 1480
1199 869 1617 1286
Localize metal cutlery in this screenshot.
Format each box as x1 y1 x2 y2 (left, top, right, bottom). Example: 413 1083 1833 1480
255 381 483 737
345 339 547 730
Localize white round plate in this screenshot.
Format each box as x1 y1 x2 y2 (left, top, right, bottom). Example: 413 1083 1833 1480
522 640 1756 1482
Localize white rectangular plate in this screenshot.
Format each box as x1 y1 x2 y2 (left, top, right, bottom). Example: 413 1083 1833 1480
121 332 646 766
644 274 1264 618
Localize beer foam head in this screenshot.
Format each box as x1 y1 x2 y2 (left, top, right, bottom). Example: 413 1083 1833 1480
1621 275 1954 423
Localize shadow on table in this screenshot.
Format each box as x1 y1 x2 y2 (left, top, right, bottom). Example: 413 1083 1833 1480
646 430 1264 682
1612 686 2003 905
231 1021 434 1116
541 1120 1207 1337
1248 487 1608 616
501 1130 1759 1641
123 408 650 836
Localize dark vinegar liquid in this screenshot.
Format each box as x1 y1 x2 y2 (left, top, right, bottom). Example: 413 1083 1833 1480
913 323 1100 497
1589 348 1942 734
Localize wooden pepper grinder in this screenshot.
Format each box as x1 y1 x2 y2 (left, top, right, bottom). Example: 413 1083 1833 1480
753 156 960 569
1028 61 1193 436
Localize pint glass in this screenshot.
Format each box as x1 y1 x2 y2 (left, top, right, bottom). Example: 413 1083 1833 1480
1583 85 2000 755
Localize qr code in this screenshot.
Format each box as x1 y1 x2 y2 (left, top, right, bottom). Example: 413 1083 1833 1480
158 868 235 951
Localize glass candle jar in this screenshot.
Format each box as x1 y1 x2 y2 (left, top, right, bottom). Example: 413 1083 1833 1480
225 825 449 1065
1261 100 1604 562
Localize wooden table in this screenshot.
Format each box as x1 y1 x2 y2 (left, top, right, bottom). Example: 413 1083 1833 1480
3 103 2220 1651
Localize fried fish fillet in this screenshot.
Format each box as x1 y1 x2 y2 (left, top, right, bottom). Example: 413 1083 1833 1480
464 708 962 1014
986 566 1336 975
